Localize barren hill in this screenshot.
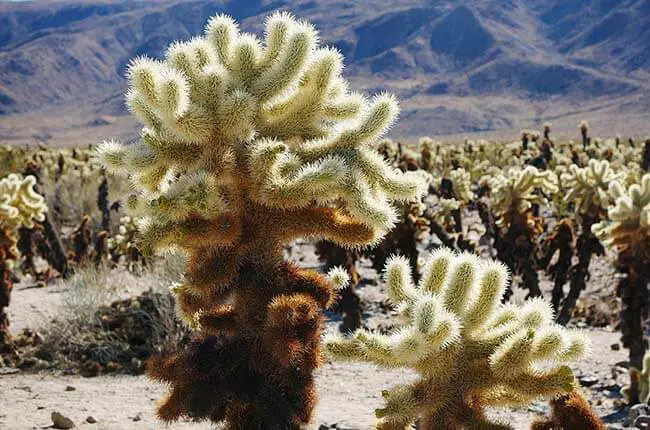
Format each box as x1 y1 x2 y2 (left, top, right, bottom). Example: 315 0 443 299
1 0 649 145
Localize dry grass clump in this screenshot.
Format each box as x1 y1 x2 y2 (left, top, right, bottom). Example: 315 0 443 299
28 257 188 375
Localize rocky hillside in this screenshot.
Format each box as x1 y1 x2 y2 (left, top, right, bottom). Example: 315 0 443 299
1 0 649 142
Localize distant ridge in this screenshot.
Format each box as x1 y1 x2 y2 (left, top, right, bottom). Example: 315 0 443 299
1 0 649 145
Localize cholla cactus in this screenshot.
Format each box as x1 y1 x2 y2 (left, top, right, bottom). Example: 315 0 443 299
489 166 558 299
539 219 575 314
490 166 558 226
325 250 591 429
531 389 606 430
418 137 436 172
98 12 425 427
593 174 650 260
108 215 145 270
624 351 650 404
0 174 47 352
552 160 618 324
593 174 650 397
563 160 620 216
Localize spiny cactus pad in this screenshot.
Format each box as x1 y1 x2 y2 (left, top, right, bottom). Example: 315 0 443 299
592 174 650 254
490 166 558 225
98 11 426 256
0 174 47 234
563 159 620 215
324 249 588 429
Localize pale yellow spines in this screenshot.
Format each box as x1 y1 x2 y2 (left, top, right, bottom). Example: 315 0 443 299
592 174 650 246
98 12 426 253
0 174 47 232
324 251 588 428
490 166 558 224
562 159 621 214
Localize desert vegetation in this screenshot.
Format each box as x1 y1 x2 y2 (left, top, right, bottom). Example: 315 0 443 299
2 10 650 430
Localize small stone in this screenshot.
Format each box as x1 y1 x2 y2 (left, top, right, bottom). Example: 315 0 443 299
132 412 142 422
51 411 75 429
628 404 650 425
34 359 50 370
611 343 621 351
0 367 19 376
86 416 97 424
578 374 599 387
65 385 76 391
636 415 650 429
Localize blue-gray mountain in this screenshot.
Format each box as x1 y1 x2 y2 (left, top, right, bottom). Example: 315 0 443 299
1 0 649 136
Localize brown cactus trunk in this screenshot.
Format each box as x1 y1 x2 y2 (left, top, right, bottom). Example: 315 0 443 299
0 228 17 354
540 220 574 314
557 215 604 325
0 263 13 353
497 213 542 301
619 263 649 374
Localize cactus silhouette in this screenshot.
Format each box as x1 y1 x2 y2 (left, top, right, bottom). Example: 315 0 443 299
98 12 425 428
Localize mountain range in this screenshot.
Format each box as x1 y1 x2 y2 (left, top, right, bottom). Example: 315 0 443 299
1 0 649 146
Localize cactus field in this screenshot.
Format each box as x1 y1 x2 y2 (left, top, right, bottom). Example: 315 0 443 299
2 11 650 430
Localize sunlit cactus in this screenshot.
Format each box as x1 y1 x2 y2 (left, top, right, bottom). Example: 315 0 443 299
593 174 650 399
489 166 558 299
377 138 399 164
551 160 619 324
563 160 620 216
623 351 650 404
324 250 591 429
0 174 47 353
490 166 558 227
531 389 606 430
593 174 650 259
418 136 436 172
98 12 425 428
539 219 575 314
108 215 146 270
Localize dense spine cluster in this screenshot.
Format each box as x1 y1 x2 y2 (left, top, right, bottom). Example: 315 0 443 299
325 249 591 429
593 174 650 401
98 12 425 428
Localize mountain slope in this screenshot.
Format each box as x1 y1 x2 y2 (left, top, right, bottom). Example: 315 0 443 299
0 0 648 142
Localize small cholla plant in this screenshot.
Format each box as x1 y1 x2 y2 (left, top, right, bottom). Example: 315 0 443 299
324 250 591 429
489 166 558 298
553 160 618 324
98 12 425 428
108 215 146 270
593 174 650 402
0 174 47 352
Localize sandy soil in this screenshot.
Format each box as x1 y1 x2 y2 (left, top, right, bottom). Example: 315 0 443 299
0 235 636 430
0 267 630 430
